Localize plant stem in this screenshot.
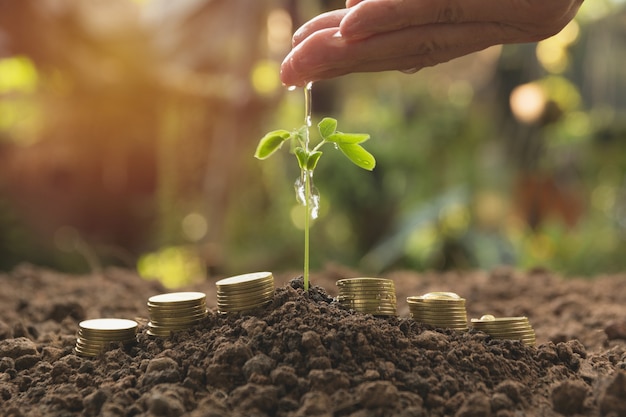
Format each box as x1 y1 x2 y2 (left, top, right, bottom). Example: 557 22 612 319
303 169 311 292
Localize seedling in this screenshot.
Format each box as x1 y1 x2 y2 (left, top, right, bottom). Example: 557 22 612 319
255 91 376 291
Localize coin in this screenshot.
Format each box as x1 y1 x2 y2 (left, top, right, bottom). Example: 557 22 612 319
336 278 397 316
148 292 206 306
216 271 273 288
75 318 138 357
147 291 208 338
216 288 275 301
407 292 468 331
422 292 462 300
216 272 275 314
470 315 536 346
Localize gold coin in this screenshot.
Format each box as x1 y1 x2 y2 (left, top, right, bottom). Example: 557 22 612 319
411 312 467 319
483 331 535 338
338 290 395 297
147 321 193 329
339 297 397 304
216 272 274 288
348 308 397 315
217 282 274 291
339 300 396 308
148 292 206 306
75 337 135 347
217 296 273 307
338 283 395 290
338 288 396 294
148 302 206 311
74 347 103 357
336 277 394 285
79 318 138 332
146 328 174 337
149 311 207 322
217 291 274 302
76 333 136 343
471 316 528 324
413 317 468 324
147 302 207 312
216 290 274 301
416 323 468 329
409 304 466 311
472 325 532 332
422 292 461 300
217 301 272 314
150 314 206 326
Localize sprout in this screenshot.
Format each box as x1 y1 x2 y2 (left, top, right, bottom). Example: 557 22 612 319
255 111 375 291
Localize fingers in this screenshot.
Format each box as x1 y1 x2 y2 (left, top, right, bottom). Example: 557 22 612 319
292 8 349 47
280 21 517 86
283 0 584 86
340 0 582 41
340 0 466 40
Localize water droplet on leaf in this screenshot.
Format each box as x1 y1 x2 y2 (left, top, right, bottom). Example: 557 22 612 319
293 171 320 220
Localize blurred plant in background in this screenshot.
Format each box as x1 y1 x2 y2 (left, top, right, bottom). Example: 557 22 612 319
1 0 626 286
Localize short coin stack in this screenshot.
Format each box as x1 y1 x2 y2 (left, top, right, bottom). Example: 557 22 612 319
147 292 208 337
215 272 275 314
407 292 468 331
470 315 536 346
336 278 397 316
75 318 138 357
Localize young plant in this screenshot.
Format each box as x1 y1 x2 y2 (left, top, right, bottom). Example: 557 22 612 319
255 116 376 291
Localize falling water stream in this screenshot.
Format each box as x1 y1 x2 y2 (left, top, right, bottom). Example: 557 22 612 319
298 81 318 291
294 82 320 219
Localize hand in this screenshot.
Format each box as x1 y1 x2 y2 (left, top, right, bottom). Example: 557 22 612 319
280 0 584 87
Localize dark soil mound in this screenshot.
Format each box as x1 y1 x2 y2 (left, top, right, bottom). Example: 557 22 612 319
0 264 625 416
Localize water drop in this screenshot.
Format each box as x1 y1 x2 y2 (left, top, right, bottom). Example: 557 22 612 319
310 182 320 220
287 85 297 91
294 175 306 206
293 171 320 219
400 67 418 74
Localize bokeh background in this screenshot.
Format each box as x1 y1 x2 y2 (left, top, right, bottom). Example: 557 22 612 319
1 0 626 287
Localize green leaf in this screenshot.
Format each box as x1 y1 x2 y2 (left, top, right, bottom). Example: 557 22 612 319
318 117 337 139
337 143 376 171
306 151 323 170
294 147 308 169
254 130 291 160
325 132 370 144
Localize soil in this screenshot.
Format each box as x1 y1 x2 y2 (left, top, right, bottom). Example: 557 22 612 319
0 263 625 417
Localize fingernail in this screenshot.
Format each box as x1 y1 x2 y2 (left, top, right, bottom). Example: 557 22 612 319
280 55 304 87
340 26 371 41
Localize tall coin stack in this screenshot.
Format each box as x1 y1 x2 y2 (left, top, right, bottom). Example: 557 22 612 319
406 292 468 331
336 278 397 316
75 318 138 357
470 315 536 346
147 292 208 337
215 272 275 314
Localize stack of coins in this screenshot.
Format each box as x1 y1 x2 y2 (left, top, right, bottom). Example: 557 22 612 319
470 315 536 346
75 318 138 357
406 292 468 331
215 272 275 314
336 278 397 316
147 292 208 337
